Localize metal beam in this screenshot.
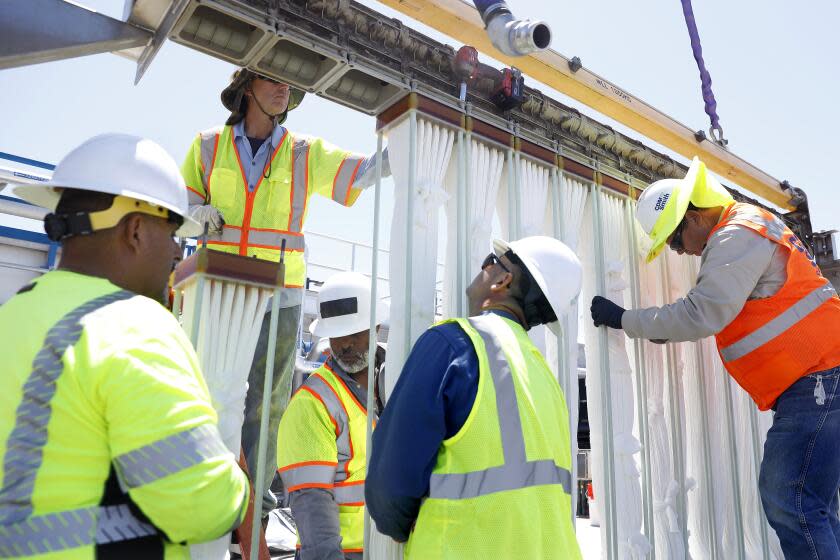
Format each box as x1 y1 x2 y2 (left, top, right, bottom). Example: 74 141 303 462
133 0 191 84
0 0 150 71
375 0 794 210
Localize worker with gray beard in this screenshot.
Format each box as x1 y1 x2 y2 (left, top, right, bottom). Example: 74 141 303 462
277 272 387 559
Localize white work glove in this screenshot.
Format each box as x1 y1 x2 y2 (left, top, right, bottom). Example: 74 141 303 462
379 146 391 178
188 204 225 234
353 147 392 189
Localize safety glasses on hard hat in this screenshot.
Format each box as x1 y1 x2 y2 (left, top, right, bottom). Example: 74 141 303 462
482 253 511 274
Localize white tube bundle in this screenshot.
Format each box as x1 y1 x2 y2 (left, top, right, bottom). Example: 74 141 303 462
173 248 283 560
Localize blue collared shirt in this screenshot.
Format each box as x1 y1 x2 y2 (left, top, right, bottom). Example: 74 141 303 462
365 309 521 542
231 121 288 192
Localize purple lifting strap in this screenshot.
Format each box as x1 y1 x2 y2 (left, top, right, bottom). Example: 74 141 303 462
680 0 723 138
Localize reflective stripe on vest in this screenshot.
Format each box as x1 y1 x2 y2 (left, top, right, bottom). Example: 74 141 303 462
113 423 230 489
296 372 352 483
0 504 156 558
332 155 365 205
428 315 573 500
333 481 365 506
720 283 838 363
212 227 306 251
198 127 221 196
0 290 134 524
290 138 309 232
279 461 337 490
186 127 222 205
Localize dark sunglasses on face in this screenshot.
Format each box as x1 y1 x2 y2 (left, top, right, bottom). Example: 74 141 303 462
482 253 511 274
669 219 686 252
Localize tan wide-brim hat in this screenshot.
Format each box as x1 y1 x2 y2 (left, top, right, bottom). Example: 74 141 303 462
221 68 305 125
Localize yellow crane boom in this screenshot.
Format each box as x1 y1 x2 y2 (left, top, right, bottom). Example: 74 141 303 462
377 0 794 210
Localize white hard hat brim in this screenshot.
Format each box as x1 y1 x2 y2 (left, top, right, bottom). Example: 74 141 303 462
176 215 204 238
12 182 204 238
309 301 389 339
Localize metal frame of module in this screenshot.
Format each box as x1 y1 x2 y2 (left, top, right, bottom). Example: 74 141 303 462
367 92 779 560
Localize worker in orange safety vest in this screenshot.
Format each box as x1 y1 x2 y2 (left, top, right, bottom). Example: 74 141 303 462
590 157 840 559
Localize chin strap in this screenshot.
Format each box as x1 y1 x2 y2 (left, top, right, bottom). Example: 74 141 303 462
44 196 180 241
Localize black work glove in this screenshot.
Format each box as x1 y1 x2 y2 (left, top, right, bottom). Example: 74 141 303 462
590 296 625 330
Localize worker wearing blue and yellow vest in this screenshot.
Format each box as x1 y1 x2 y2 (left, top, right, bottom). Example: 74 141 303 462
591 157 840 559
277 272 387 560
367 236 583 559
0 134 250 558
181 69 390 518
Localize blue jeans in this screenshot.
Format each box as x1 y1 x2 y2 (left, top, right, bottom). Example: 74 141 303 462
760 365 840 560
241 305 301 516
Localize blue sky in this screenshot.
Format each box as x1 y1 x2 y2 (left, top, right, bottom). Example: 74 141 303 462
1 0 837 256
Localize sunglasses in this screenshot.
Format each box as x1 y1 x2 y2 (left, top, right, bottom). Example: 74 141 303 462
669 219 686 252
254 75 286 86
482 253 511 274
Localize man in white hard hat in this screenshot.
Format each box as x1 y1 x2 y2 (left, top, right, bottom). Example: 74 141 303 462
367 237 583 559
590 157 840 558
0 134 250 558
181 68 391 518
276 271 387 559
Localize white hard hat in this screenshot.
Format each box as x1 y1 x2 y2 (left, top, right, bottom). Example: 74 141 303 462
635 178 681 236
12 133 202 237
493 235 582 320
309 271 389 339
635 157 734 262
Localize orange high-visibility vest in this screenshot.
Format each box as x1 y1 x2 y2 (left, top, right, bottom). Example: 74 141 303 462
713 203 840 410
181 126 365 288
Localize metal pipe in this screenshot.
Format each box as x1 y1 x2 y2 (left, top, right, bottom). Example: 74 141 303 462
462 131 473 316
505 148 517 239
590 177 618 559
189 271 206 349
659 255 689 553
456 129 468 317
404 109 417 356
512 150 522 238
748 404 772 560
0 260 48 274
363 131 384 559
722 364 748 560
624 197 655 558
471 0 551 56
249 284 282 560
689 260 719 560
171 287 182 320
0 197 47 221
551 167 575 525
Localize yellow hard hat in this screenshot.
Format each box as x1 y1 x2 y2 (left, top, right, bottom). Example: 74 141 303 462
635 157 735 262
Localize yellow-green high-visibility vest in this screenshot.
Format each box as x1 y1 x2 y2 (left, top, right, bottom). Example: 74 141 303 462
181 125 366 288
0 271 249 559
277 360 369 554
405 314 582 560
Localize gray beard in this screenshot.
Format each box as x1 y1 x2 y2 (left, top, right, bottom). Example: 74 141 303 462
334 350 369 374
